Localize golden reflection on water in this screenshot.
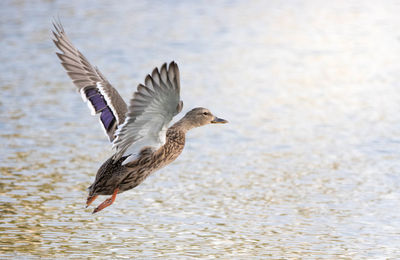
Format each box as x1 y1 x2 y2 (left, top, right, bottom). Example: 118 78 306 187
2 0 400 258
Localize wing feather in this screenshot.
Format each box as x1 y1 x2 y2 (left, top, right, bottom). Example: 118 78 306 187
112 62 183 164
52 20 128 141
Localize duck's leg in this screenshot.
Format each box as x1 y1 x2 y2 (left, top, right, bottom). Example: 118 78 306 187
86 195 98 208
92 188 119 214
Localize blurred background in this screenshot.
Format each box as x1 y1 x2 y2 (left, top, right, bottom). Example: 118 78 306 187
1 0 400 258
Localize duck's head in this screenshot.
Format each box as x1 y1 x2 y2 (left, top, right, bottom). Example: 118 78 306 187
181 107 228 129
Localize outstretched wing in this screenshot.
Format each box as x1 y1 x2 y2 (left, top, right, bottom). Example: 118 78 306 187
112 61 183 165
52 21 127 141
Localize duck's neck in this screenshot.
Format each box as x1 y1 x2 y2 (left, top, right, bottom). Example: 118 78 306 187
170 117 196 133
152 117 197 165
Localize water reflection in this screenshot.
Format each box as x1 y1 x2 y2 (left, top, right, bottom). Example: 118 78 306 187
2 0 400 258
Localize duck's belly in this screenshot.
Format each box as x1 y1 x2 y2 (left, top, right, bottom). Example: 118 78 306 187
117 165 158 192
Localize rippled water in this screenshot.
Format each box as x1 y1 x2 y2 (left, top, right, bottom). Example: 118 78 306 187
2 0 400 258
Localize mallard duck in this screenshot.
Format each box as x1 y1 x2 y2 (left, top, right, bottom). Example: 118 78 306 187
52 22 228 213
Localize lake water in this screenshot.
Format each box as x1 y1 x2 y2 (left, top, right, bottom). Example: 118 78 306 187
1 0 400 258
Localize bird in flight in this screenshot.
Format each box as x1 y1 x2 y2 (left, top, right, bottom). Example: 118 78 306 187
52 21 228 213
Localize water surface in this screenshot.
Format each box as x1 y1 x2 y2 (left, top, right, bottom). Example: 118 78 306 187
1 0 400 258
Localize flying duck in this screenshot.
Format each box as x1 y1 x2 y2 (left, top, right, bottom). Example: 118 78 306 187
52 22 227 213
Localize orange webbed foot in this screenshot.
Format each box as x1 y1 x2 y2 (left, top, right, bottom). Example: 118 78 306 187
92 188 119 214
86 195 98 208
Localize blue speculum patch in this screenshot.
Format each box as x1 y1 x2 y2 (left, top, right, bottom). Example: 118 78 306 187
100 107 115 130
86 89 107 111
85 87 116 130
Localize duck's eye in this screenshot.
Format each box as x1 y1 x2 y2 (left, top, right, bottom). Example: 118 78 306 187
203 112 209 116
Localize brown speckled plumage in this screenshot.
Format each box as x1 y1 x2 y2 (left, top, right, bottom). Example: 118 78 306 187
89 126 185 196
52 20 228 213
